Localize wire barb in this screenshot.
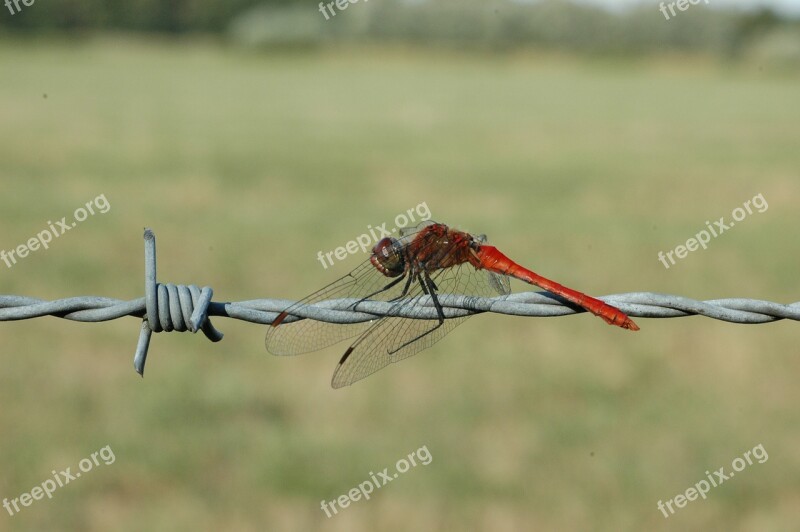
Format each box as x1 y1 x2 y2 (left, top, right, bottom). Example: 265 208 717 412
134 228 222 376
1 230 798 376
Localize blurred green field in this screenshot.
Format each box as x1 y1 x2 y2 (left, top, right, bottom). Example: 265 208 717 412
1 36 799 531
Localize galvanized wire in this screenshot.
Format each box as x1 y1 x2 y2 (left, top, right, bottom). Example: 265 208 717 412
1 229 797 375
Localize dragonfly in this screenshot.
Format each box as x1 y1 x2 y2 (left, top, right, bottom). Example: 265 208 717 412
266 221 638 388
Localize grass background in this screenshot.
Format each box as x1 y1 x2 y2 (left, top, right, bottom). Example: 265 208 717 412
0 35 799 531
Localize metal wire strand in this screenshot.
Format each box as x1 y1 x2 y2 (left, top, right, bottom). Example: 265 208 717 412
1 229 797 375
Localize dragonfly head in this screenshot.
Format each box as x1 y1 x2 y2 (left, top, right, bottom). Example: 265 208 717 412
371 237 406 277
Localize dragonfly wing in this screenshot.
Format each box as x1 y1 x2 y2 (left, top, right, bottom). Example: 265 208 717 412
487 271 511 295
330 261 500 388
267 319 375 357
432 262 511 298
266 259 411 356
331 312 472 388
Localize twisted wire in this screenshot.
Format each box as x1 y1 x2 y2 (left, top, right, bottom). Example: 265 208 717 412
1 230 797 375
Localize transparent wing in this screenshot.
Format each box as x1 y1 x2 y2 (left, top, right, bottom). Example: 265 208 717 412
266 221 438 356
331 314 470 388
487 271 511 296
330 261 510 388
265 259 413 356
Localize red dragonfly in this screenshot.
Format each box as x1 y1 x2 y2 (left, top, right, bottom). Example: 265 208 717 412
266 221 638 388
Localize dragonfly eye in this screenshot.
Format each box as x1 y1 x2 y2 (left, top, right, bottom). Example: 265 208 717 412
371 237 405 277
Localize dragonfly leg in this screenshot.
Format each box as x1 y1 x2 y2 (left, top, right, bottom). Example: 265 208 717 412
386 272 415 303
422 271 446 327
354 273 408 308
387 270 446 354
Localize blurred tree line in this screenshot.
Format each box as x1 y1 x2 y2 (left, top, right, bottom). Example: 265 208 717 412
1 0 799 61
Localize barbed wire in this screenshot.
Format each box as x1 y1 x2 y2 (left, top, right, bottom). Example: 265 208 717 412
1 229 797 375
